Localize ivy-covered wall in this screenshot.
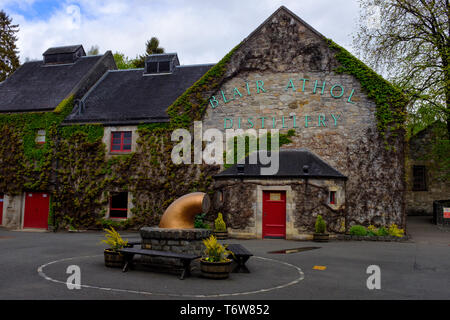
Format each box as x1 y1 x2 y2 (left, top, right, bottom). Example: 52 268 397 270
0 8 408 233
0 96 74 196
48 124 219 230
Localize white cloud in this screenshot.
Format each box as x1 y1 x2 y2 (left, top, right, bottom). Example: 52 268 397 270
7 0 360 64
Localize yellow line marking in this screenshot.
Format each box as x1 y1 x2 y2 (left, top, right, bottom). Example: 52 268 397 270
313 265 327 270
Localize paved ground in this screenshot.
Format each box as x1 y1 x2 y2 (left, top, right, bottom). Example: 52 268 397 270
0 216 448 300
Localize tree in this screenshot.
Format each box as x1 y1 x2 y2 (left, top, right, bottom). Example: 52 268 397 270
354 0 450 137
133 37 165 68
113 52 137 69
0 10 20 82
87 45 99 55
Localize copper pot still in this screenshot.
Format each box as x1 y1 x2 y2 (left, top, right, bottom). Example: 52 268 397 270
158 192 211 229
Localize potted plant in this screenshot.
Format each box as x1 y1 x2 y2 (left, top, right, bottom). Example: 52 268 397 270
313 215 329 242
200 235 233 279
101 227 129 268
213 213 228 240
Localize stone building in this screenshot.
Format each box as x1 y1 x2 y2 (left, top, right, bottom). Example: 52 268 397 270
214 149 347 239
201 7 407 239
0 7 408 238
63 53 213 222
405 121 450 216
0 45 116 229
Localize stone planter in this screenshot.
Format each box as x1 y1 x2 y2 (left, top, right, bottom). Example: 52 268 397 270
214 230 228 240
313 233 329 242
104 249 124 268
200 259 232 279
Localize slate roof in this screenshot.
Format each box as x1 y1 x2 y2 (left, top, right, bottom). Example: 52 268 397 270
63 64 214 125
0 55 104 112
43 45 84 56
215 149 347 179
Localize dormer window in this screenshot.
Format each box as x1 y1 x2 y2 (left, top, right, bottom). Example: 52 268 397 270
147 62 158 73
158 61 170 72
43 45 86 65
144 53 179 74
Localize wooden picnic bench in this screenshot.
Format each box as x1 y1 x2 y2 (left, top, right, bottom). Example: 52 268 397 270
226 244 253 273
118 247 201 280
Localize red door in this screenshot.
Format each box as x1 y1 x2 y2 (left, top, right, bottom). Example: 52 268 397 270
263 191 286 238
0 194 3 225
23 192 49 229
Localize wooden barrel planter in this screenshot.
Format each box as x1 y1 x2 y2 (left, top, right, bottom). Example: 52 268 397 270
104 249 124 268
214 231 228 240
313 233 329 242
200 259 232 279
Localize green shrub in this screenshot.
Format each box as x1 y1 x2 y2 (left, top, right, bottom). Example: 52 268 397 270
214 213 227 232
349 225 367 236
315 215 327 234
194 213 210 229
377 226 389 236
367 225 378 236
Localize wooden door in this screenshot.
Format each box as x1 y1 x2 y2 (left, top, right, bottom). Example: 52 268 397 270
262 191 286 238
23 192 49 229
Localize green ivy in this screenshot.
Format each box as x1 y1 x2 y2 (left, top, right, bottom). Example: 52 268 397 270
327 39 408 144
0 95 75 194
167 43 242 128
60 124 104 142
224 129 296 168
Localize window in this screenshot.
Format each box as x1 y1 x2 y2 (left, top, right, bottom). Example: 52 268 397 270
146 62 158 73
35 129 46 144
111 131 132 152
145 61 172 74
158 61 170 72
329 191 336 205
413 165 427 191
109 192 128 218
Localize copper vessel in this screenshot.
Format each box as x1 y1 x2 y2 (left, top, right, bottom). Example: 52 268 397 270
159 192 210 229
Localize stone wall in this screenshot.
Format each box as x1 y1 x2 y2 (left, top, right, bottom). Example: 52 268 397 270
2 194 22 229
139 227 210 267
204 8 405 230
214 178 346 239
406 124 450 215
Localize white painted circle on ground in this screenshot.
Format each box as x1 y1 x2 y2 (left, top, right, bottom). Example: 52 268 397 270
38 254 305 298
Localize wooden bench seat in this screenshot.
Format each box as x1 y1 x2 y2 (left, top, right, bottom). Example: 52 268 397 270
226 243 253 273
118 247 200 280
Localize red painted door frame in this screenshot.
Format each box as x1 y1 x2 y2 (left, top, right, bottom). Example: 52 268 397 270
262 191 286 239
23 192 50 229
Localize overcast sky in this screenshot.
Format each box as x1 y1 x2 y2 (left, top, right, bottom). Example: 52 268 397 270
1 0 362 65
